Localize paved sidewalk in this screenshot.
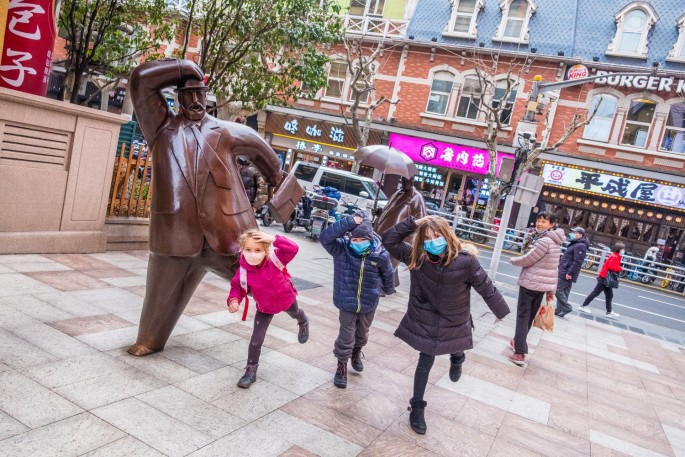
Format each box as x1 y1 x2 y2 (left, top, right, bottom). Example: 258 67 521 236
0 230 684 456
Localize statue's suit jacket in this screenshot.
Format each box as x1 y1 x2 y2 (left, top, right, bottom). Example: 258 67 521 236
130 60 282 257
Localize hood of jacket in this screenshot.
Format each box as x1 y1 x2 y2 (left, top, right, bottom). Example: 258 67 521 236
544 227 566 245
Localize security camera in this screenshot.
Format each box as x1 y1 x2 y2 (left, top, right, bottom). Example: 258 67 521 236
520 131 537 142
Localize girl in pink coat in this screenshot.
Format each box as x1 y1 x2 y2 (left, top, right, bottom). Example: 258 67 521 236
227 230 309 388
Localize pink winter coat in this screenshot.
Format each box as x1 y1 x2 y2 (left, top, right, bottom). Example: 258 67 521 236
510 228 565 292
228 235 298 314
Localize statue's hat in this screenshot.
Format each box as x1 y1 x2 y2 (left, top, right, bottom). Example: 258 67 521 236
176 78 209 93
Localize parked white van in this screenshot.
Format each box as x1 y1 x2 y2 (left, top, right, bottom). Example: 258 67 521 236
291 161 388 215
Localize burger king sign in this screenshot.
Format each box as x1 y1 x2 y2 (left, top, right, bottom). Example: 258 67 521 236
567 65 589 80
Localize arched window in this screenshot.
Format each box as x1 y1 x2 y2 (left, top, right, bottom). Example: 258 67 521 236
493 80 517 125
426 71 455 115
493 0 536 44
583 94 618 142
456 76 482 120
606 4 657 58
445 0 483 38
667 14 685 62
661 104 685 154
324 62 348 99
621 98 657 148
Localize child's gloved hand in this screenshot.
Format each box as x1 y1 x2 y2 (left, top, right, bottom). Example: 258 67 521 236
228 299 240 313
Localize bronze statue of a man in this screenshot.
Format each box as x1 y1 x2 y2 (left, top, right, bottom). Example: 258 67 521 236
127 59 284 356
374 176 427 285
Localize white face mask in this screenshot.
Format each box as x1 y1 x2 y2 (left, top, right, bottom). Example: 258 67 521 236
243 252 266 266
619 249 625 256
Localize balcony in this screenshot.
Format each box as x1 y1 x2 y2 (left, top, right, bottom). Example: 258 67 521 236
342 15 407 39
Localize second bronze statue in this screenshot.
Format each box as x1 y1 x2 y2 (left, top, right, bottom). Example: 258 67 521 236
127 59 289 356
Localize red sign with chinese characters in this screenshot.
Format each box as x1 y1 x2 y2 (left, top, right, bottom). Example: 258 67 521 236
0 0 58 96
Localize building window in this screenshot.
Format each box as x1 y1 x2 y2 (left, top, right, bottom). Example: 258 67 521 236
583 94 618 142
493 0 536 44
324 62 348 99
349 0 385 16
348 81 370 104
492 80 517 125
606 3 657 58
456 76 482 120
667 14 685 62
621 98 656 148
445 0 483 38
426 71 455 116
661 104 685 154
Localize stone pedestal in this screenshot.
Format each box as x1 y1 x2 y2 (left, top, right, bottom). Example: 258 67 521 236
0 87 130 254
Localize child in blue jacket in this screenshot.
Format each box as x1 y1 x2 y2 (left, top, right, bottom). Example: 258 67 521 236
320 213 395 388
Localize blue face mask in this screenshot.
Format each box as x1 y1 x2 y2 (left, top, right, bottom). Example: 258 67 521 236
350 240 371 254
424 237 447 255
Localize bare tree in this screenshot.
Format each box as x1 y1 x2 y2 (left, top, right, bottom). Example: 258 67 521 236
464 52 599 223
341 38 400 149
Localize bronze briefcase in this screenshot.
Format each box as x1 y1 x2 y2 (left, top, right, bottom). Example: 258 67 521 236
267 172 305 224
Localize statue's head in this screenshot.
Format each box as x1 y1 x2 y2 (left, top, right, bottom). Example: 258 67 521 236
177 79 209 121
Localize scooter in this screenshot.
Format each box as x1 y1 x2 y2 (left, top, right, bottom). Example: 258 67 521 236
255 204 273 227
338 197 362 217
309 193 338 241
283 193 312 234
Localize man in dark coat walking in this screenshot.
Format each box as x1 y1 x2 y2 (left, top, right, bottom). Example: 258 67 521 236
555 227 590 317
127 59 284 356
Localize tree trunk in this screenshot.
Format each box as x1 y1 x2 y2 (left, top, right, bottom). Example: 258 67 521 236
483 182 503 224
69 71 83 104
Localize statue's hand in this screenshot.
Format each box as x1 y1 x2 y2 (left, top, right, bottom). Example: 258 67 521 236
180 60 204 82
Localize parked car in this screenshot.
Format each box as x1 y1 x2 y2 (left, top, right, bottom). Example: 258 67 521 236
291 161 388 215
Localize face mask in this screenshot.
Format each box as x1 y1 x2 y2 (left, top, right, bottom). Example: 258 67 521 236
424 237 447 256
619 250 625 256
243 252 266 266
350 240 371 254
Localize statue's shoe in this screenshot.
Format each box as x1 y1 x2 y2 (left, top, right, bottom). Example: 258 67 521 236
127 343 161 356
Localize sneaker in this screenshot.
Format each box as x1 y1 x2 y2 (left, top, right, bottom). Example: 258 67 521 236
508 353 525 367
606 311 620 318
579 306 592 314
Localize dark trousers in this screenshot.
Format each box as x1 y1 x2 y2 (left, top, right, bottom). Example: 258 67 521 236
582 278 613 313
412 352 464 402
555 277 573 314
514 286 545 355
334 309 376 362
248 300 306 365
134 241 236 352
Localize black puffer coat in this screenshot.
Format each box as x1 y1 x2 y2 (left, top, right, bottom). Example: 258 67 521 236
558 236 590 283
382 217 510 355
320 216 395 313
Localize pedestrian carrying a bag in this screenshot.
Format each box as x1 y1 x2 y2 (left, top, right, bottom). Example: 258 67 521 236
579 242 624 318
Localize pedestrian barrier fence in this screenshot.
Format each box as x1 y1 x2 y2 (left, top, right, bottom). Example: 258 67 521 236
107 143 152 218
428 209 685 292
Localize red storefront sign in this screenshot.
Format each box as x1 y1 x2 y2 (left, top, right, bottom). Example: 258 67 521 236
0 0 59 96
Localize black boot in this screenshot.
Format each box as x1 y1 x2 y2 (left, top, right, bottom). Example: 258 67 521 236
237 363 258 389
298 317 309 344
449 353 465 382
351 347 364 372
334 361 347 388
408 399 427 435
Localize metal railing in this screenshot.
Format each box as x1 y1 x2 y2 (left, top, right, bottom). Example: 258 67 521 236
343 15 408 39
427 209 685 293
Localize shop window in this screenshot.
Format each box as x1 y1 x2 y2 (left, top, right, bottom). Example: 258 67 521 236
493 0 536 44
585 213 597 230
643 224 655 242
426 71 455 116
572 210 587 227
596 214 608 232
349 0 385 16
493 80 517 125
563 207 572 225
325 62 348 99
606 4 657 58
621 98 656 148
619 219 630 237
456 76 482 120
320 171 344 189
583 94 618 142
661 104 685 154
445 0 483 38
606 216 618 235
630 221 644 240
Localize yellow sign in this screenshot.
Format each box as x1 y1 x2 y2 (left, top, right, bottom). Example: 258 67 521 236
0 0 9 59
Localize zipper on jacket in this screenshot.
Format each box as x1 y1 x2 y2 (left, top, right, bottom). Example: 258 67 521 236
356 256 366 313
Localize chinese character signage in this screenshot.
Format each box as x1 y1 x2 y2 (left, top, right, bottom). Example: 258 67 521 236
543 163 685 211
388 133 513 176
0 0 58 96
415 164 446 187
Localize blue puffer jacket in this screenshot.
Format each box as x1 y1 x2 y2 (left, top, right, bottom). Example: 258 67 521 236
320 217 395 313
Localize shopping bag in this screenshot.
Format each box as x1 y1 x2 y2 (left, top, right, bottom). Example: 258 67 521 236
267 172 305 224
533 300 554 332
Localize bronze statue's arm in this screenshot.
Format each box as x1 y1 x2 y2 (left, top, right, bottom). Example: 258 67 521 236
230 123 284 187
129 59 204 146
